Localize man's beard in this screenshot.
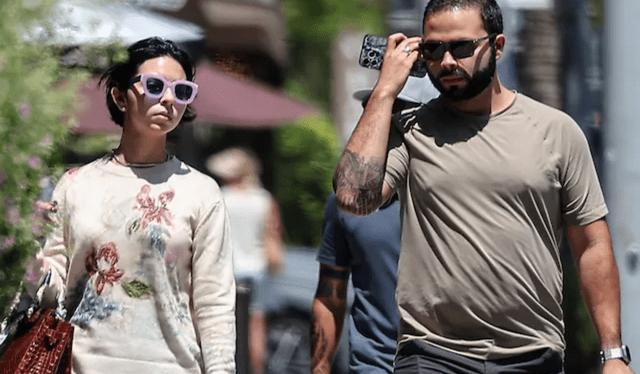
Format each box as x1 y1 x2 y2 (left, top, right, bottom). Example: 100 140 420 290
428 47 497 101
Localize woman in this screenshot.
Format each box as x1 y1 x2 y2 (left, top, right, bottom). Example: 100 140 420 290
24 37 235 373
206 147 284 374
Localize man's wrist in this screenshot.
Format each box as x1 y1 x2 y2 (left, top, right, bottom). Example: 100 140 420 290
368 87 400 104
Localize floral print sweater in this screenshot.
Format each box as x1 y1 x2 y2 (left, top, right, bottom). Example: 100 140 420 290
25 155 236 374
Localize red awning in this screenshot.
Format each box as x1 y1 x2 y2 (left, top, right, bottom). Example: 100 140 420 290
73 79 122 135
191 64 318 127
71 64 319 135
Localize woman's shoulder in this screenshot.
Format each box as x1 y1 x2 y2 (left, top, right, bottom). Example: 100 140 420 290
172 159 224 196
55 156 109 187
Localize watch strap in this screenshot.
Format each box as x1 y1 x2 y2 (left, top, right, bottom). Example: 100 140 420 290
600 345 631 365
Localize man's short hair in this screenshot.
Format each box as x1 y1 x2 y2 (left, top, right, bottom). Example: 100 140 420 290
422 0 503 36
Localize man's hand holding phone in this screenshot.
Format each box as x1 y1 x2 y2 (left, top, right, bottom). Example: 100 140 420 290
365 34 423 102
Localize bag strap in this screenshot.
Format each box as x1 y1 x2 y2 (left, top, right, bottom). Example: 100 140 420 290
0 288 24 345
31 271 67 319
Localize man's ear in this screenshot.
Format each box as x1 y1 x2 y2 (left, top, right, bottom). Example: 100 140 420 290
111 86 127 111
494 34 506 61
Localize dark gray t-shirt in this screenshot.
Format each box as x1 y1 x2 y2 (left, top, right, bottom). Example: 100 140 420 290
384 93 607 360
317 192 401 373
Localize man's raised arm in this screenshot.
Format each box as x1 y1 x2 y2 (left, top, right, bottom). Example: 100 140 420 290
334 34 421 216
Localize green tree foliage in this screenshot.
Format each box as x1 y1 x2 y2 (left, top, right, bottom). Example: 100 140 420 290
273 116 340 246
274 0 386 246
282 0 386 110
0 0 87 315
589 0 602 30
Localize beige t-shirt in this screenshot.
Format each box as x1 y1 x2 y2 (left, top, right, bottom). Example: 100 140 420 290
384 93 607 360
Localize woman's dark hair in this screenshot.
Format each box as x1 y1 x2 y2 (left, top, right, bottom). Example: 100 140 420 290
99 37 197 126
422 0 503 36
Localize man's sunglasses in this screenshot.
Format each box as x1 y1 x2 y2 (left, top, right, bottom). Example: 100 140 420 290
129 74 198 105
419 34 496 61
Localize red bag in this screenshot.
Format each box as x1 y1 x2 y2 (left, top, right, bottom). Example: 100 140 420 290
0 307 73 374
0 272 73 374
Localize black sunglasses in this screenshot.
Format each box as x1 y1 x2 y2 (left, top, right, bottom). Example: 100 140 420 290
419 34 496 61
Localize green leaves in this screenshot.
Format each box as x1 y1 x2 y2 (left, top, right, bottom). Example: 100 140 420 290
282 0 385 110
283 0 385 42
273 115 340 245
0 0 86 316
272 0 385 244
122 279 153 298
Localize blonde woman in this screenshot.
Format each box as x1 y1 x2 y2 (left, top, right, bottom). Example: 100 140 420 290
208 147 284 374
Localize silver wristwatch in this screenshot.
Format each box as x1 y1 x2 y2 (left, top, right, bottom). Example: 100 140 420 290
600 345 631 365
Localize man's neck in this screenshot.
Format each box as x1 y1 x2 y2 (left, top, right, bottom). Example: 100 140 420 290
443 77 515 115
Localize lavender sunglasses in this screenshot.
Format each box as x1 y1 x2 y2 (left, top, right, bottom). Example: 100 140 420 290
129 74 198 105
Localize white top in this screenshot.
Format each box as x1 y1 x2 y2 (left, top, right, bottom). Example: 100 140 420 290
25 155 236 374
220 186 272 280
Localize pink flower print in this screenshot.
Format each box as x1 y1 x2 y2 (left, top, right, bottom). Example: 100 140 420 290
85 242 125 295
158 190 175 205
64 167 81 180
134 185 174 229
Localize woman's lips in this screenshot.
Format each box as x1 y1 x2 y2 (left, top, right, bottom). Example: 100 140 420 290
153 113 172 120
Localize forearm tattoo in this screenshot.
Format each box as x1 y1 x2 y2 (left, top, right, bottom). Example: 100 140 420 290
311 314 330 374
334 149 385 215
311 271 348 374
315 271 348 299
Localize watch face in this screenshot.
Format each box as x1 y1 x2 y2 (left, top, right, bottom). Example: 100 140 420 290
623 345 632 364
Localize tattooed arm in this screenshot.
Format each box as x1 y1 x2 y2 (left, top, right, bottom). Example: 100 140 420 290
311 264 350 374
334 33 420 216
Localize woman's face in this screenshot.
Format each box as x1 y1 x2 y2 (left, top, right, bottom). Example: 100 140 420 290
115 56 189 136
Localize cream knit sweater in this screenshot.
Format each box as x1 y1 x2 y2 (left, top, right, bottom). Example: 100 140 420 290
25 155 236 373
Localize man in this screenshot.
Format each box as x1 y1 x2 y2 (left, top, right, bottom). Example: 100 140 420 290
311 75 438 374
333 1 633 373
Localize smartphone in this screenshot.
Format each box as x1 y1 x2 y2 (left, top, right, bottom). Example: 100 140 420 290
358 34 428 78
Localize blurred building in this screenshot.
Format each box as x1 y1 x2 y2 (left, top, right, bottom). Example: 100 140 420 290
133 0 322 188
135 0 288 87
54 0 319 189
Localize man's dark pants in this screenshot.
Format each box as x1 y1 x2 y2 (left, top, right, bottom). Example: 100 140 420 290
395 341 564 374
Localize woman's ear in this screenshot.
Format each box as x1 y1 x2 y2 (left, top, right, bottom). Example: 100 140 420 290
111 86 127 112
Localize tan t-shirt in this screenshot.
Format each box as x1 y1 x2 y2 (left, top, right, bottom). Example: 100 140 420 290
384 93 607 360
